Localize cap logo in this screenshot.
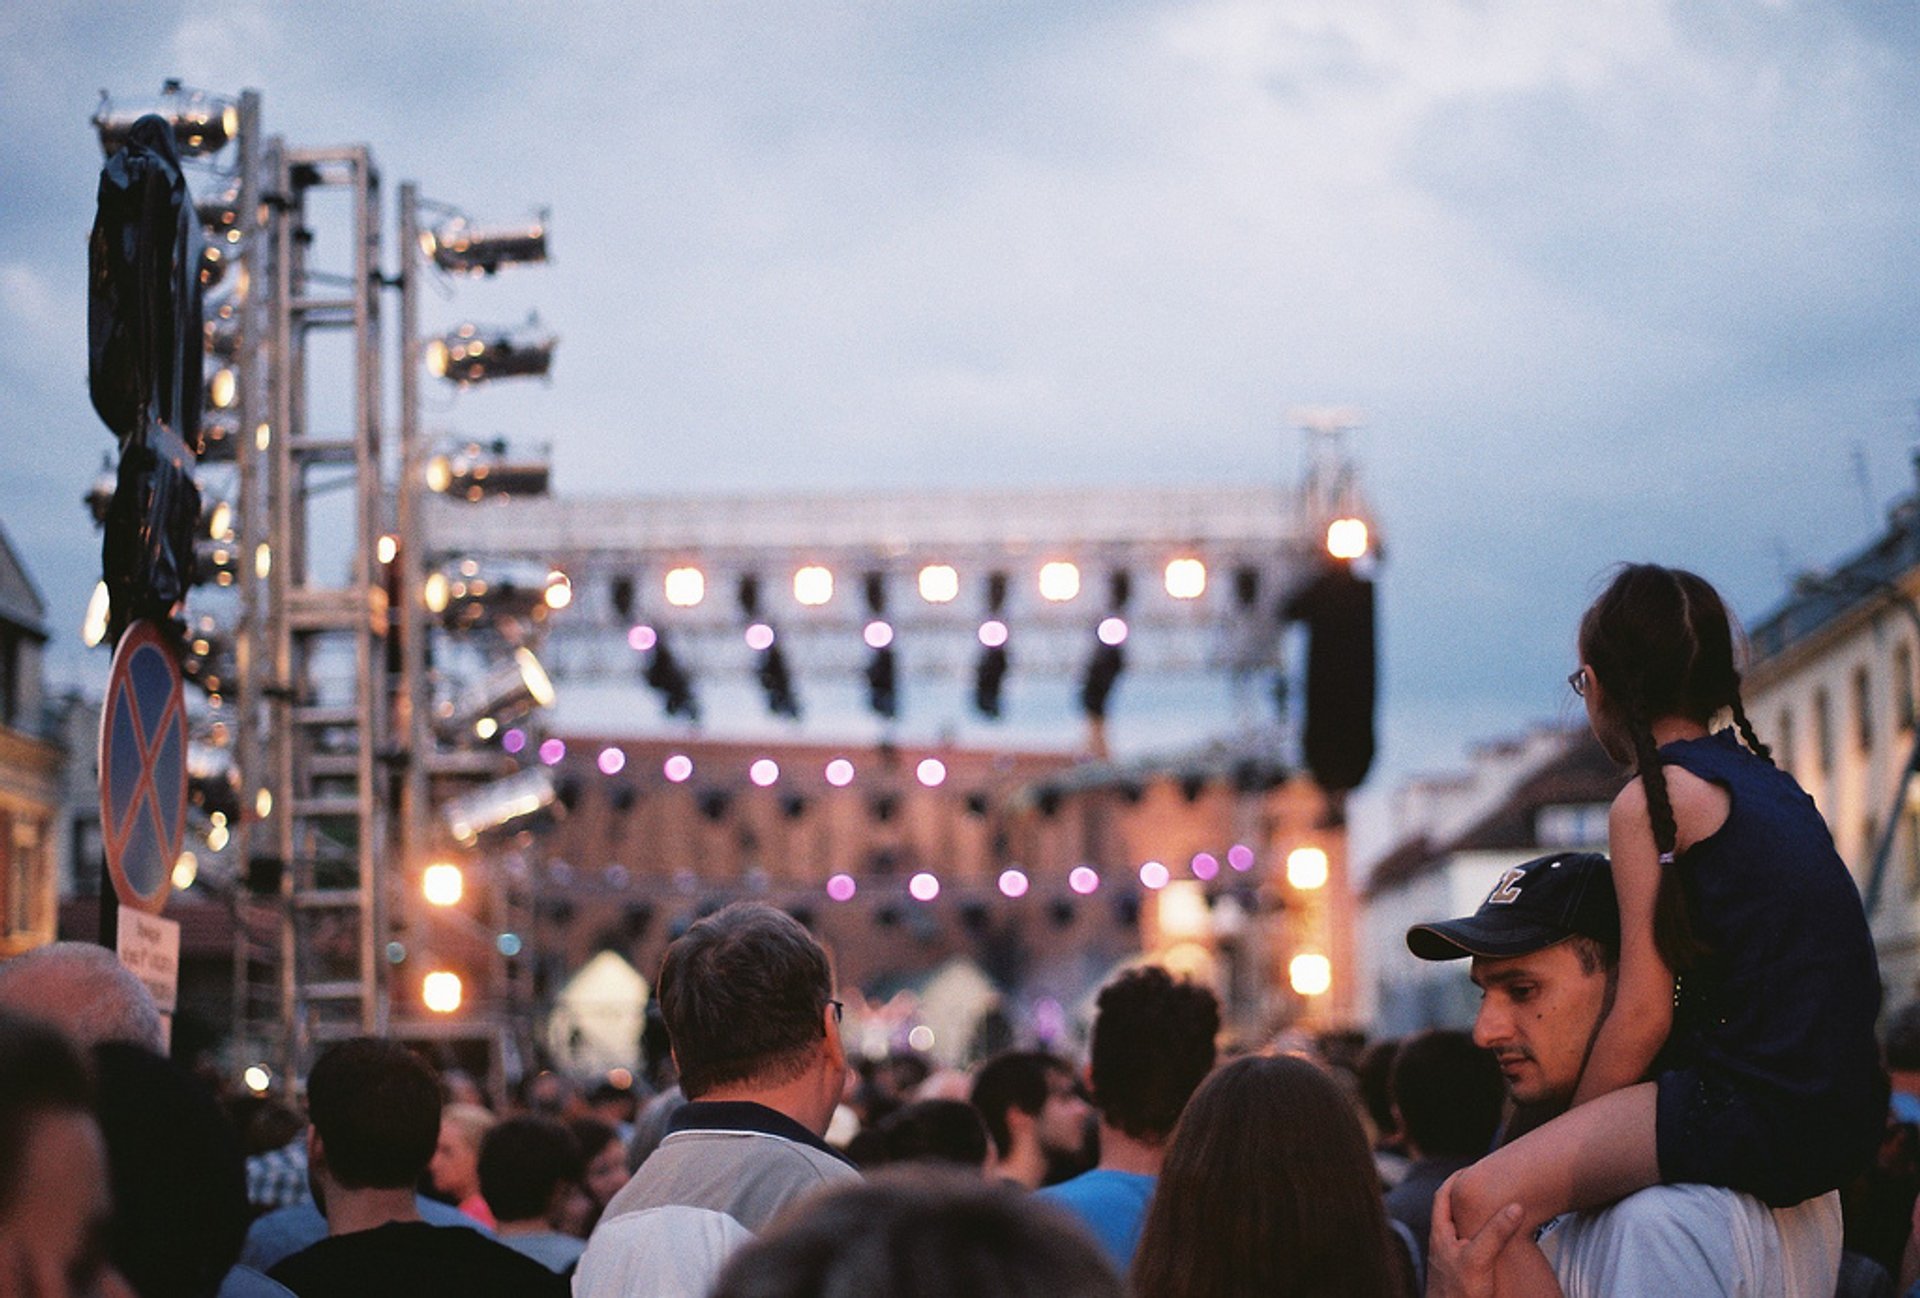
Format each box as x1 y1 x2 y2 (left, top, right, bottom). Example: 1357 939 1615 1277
1486 866 1527 905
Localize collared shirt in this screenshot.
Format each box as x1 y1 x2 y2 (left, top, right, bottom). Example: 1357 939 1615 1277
246 1135 311 1212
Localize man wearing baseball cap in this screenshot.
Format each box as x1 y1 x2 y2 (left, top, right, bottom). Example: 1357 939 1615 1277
1408 852 1848 1298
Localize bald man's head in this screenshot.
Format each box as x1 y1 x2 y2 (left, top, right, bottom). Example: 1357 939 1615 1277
0 943 164 1052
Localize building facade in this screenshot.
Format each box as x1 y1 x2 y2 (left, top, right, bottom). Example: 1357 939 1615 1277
0 526 62 957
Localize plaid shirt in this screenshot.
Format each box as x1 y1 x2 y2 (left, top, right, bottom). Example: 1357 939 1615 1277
246 1133 311 1210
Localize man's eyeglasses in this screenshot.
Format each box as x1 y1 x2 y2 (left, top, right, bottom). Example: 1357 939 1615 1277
1568 667 1588 698
827 999 844 1024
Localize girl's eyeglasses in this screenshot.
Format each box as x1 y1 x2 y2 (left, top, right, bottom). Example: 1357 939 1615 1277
1568 667 1588 698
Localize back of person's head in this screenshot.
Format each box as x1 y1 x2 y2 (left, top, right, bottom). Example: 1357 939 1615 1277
868 1099 991 1170
0 941 166 1051
656 902 834 1098
710 1166 1123 1298
1089 966 1218 1142
1389 1029 1504 1161
1133 1053 1403 1298
93 1040 249 1298
0 1007 95 1221
1887 1002 1920 1074
441 1101 497 1151
479 1116 582 1225
969 1051 1068 1156
306 1037 442 1189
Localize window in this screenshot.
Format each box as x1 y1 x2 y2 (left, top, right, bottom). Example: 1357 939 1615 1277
1536 803 1612 848
1776 709 1795 775
1815 687 1834 774
1854 666 1874 755
1898 641 1916 732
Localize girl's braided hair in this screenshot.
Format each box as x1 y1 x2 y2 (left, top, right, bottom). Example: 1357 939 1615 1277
1580 564 1770 970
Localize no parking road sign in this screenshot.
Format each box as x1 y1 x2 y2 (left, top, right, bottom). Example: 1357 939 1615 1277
99 619 187 914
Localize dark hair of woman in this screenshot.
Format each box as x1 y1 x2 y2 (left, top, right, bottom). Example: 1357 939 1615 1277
1579 563 1769 970
1132 1053 1407 1298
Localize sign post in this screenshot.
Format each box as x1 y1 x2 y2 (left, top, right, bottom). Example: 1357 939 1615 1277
98 618 188 950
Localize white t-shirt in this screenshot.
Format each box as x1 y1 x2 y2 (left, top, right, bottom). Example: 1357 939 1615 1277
1539 1185 1842 1298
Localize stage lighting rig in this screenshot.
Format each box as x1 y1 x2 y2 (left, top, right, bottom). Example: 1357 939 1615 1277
425 438 552 501
641 631 698 721
973 571 1011 719
92 81 240 157
84 459 116 527
420 211 549 276
425 318 557 386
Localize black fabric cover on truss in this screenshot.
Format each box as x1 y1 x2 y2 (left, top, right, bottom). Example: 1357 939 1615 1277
89 113 205 644
1286 564 1377 794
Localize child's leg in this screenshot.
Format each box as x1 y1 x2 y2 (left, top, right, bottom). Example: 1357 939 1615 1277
1446 1082 1662 1297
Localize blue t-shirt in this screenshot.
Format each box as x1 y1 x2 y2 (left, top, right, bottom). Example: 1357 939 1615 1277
1035 1169 1155 1270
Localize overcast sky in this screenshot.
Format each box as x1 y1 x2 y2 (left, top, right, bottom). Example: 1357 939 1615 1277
4 1 1918 866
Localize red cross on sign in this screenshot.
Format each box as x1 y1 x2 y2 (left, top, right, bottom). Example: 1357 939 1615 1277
98 620 188 914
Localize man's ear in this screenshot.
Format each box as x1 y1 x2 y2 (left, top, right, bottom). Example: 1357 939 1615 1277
306 1125 324 1170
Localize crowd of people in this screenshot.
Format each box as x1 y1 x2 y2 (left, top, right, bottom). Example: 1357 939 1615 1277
1 563 1914 1297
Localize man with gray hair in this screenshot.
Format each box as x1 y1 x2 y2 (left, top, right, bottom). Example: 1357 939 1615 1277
0 941 165 1051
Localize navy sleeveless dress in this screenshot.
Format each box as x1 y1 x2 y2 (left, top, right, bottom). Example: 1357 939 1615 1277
1654 730 1886 1206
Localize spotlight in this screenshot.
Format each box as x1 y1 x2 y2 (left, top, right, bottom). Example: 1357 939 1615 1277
198 412 239 463
441 767 558 845
793 566 833 607
1166 558 1207 600
642 631 699 720
424 439 552 500
918 564 959 604
420 211 549 276
1038 562 1080 602
93 81 240 157
438 647 556 740
426 317 557 385
1080 636 1125 720
664 566 705 608
1326 517 1370 560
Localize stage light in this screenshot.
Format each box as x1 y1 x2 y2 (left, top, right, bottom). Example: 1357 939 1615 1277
421 212 549 276
663 754 693 783
442 767 558 845
427 318 557 385
1326 517 1369 560
502 729 526 754
628 624 658 652
1191 852 1220 881
474 718 498 741
863 620 894 650
918 564 959 604
82 582 111 648
93 82 240 157
1097 616 1128 646
1158 882 1211 940
256 788 273 819
425 439 553 500
497 933 523 957
423 863 465 907
794 566 833 606
1289 953 1332 997
665 566 705 607
865 642 897 719
998 868 1029 899
1080 636 1125 720
172 851 197 890
1227 844 1255 872
424 572 450 614
439 647 555 740
1165 558 1207 599
827 874 857 902
1069 866 1101 895
745 623 775 651
1286 846 1330 891
243 1066 271 1094
1139 861 1171 890
978 620 1008 648
598 747 626 776
643 632 699 720
757 641 800 719
909 872 940 902
209 367 237 409
196 412 238 463
825 758 855 787
542 571 572 611
254 543 271 579
539 738 566 765
423 970 464 1014
916 758 947 788
750 759 780 787
376 533 397 564
1038 561 1080 602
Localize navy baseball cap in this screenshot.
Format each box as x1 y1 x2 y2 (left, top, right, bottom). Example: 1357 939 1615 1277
1405 851 1618 961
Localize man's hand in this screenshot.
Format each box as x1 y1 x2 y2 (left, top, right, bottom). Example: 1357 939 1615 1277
1427 1175 1525 1298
